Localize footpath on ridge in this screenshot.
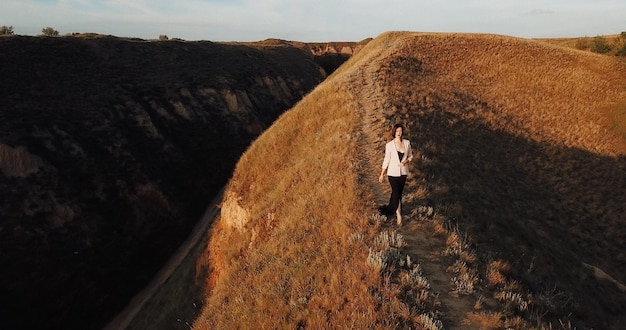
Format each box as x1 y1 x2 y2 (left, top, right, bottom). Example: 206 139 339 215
347 53 478 329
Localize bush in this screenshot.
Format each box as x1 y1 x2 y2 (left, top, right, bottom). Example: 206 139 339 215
158 34 169 40
0 25 14 35
616 43 626 56
41 27 59 37
618 32 626 56
591 36 611 54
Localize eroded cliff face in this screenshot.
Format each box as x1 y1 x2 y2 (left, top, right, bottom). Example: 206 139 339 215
308 39 372 76
0 35 325 330
307 40 372 56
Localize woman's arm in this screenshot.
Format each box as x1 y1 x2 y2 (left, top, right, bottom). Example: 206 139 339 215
379 143 390 183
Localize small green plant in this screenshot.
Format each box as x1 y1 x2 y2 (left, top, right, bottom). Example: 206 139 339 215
40 27 59 37
0 25 14 35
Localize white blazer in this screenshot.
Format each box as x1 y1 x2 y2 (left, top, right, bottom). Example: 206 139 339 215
382 139 413 177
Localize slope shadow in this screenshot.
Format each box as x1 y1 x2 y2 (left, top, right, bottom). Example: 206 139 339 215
0 36 324 330
406 95 626 329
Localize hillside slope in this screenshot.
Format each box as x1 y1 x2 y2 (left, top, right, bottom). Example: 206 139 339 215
0 35 325 330
196 32 626 329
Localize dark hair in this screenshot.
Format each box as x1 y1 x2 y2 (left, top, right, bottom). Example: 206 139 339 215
391 123 404 139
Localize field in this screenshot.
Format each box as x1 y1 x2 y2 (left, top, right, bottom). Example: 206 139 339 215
194 32 626 329
538 33 626 56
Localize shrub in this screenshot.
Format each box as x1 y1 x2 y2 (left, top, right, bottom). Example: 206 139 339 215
40 27 59 37
591 36 611 54
158 34 168 41
617 32 626 56
0 25 14 35
617 43 626 56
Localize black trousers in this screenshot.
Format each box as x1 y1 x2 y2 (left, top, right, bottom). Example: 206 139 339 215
379 175 407 215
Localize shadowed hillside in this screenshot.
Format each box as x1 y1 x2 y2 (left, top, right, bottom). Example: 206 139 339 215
196 32 626 329
0 35 326 330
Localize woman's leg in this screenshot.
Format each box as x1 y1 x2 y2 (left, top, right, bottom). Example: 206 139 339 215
394 175 407 225
387 175 407 220
396 200 402 225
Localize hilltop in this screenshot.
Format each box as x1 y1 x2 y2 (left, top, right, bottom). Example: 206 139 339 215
0 34 328 330
538 33 626 56
196 32 626 329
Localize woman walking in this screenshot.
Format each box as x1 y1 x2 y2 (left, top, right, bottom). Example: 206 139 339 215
378 123 413 226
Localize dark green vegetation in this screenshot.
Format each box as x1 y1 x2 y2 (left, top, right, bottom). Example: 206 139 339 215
0 35 332 330
0 25 15 35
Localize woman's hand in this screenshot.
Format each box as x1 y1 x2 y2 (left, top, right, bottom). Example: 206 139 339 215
378 173 384 183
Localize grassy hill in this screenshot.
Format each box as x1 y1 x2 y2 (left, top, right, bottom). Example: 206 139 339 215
538 33 626 56
195 32 626 329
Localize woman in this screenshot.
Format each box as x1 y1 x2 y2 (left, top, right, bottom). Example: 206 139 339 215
378 123 413 226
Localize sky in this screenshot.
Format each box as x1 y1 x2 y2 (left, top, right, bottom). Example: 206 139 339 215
1 0 625 42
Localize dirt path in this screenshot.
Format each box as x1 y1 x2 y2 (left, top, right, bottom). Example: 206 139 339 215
348 58 478 329
400 221 479 329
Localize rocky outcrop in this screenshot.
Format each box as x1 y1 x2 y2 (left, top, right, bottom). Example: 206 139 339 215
306 39 371 76
0 35 325 330
307 39 372 56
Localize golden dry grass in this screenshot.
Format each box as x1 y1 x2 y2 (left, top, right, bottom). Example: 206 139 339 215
194 67 389 328
537 34 626 56
194 31 626 329
372 32 626 329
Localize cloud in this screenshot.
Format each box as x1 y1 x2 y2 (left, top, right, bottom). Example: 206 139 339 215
523 8 556 16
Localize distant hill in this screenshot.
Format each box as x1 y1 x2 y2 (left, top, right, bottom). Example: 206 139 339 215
0 35 326 330
196 32 626 329
537 33 626 56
